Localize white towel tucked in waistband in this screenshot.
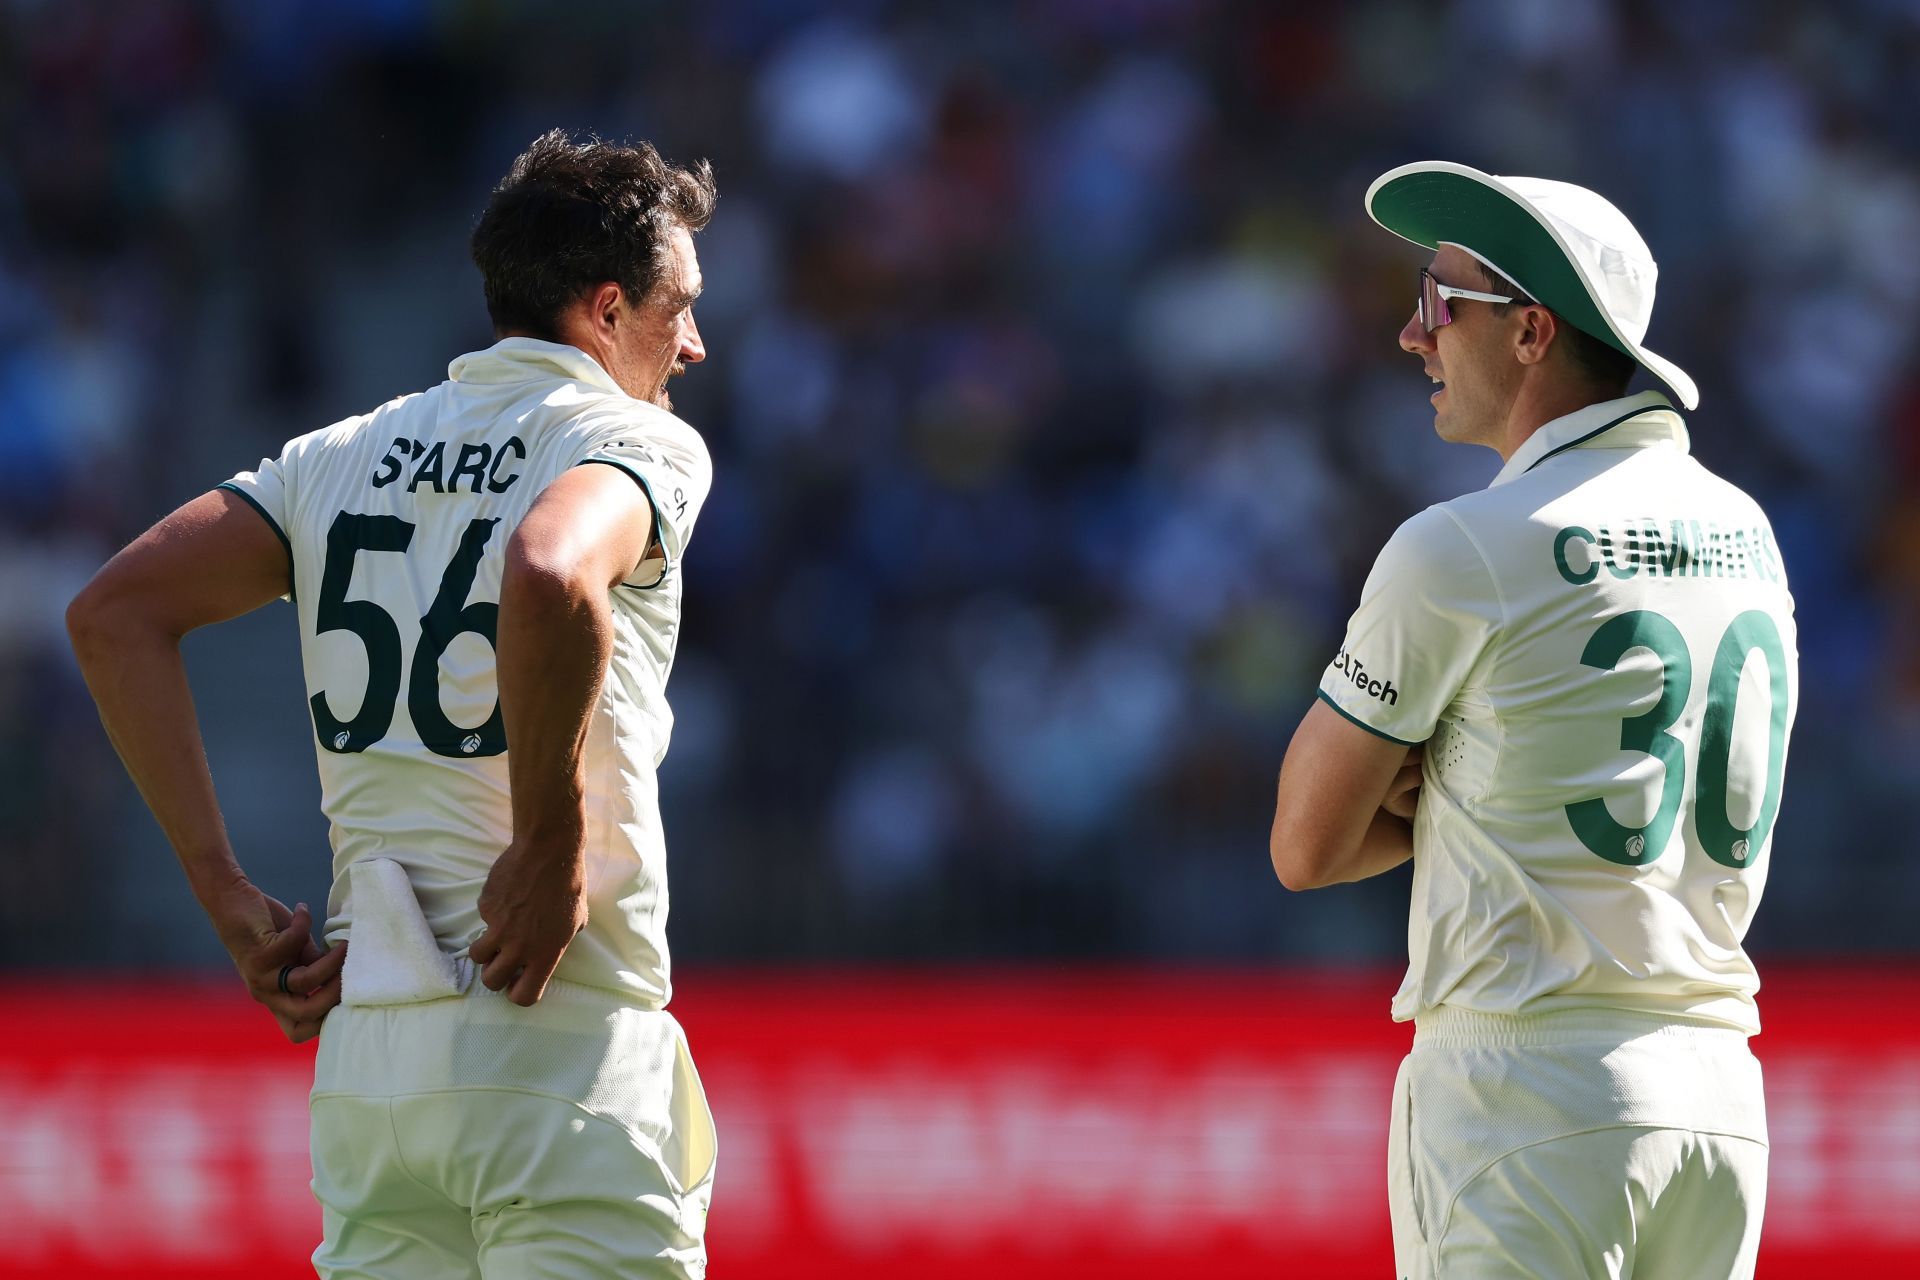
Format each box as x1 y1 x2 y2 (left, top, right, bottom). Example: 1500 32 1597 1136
341 857 474 1006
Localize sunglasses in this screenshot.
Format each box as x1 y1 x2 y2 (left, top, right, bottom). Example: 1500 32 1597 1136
1418 268 1519 332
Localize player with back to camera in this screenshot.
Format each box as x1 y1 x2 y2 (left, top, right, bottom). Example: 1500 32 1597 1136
1269 163 1797 1279
67 130 721 1278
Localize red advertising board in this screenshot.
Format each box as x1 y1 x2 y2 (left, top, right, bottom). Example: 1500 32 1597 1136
1 969 1916 1277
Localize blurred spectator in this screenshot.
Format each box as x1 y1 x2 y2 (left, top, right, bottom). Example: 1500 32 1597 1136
5 0 1917 971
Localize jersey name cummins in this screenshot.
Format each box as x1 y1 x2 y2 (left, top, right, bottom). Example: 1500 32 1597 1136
1318 392 1798 1033
224 339 712 1008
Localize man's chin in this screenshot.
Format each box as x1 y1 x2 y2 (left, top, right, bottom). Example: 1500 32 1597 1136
651 368 685 410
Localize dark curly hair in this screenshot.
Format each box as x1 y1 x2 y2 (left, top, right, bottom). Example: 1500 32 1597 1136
471 130 717 339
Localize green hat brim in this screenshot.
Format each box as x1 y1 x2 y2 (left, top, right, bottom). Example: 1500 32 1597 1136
1366 162 1697 410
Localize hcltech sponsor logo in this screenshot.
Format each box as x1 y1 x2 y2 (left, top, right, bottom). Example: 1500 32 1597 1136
1332 651 1398 705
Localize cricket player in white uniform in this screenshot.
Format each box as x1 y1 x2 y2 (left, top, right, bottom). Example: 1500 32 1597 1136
1270 163 1797 1279
67 131 721 1278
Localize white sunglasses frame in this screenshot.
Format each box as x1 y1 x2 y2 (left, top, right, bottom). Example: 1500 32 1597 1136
1419 268 1519 331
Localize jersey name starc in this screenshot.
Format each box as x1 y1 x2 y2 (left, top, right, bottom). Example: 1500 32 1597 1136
1318 392 1798 1033
223 338 712 1008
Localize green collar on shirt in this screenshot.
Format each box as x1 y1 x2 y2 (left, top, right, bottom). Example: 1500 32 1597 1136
1490 389 1689 489
446 337 628 397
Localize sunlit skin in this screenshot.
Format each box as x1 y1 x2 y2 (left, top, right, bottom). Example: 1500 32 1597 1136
524 221 706 409
1398 243 1598 462
469 222 706 1005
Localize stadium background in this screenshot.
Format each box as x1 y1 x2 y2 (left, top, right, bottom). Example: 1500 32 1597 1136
3 0 1918 1274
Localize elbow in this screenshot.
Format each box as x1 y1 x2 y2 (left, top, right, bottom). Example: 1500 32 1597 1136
66 572 126 663
66 556 193 666
502 531 594 603
1271 849 1332 893
1269 820 1333 892
1273 862 1315 893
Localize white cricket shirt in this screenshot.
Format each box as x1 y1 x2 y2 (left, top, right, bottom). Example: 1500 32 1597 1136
1318 391 1798 1033
223 338 712 1008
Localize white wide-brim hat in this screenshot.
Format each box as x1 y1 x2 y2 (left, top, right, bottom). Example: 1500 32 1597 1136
1366 161 1697 410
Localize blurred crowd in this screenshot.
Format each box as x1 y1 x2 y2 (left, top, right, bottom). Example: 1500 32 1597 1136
5 0 1919 971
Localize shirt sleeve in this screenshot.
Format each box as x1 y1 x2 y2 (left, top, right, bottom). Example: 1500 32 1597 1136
218 450 297 602
577 407 714 589
1317 505 1501 746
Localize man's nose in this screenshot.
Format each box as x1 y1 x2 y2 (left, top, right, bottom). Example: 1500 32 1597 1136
1399 308 1435 356
680 314 706 365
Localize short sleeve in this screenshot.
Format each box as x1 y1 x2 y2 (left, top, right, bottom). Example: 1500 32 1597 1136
218 452 296 602
577 409 714 589
1317 505 1501 746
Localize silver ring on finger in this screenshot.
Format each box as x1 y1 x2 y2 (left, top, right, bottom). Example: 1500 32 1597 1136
277 963 296 995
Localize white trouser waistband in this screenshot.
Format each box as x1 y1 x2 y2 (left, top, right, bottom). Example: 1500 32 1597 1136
1413 1004 1753 1050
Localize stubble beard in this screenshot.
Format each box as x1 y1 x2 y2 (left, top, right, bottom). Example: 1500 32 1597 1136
651 361 686 411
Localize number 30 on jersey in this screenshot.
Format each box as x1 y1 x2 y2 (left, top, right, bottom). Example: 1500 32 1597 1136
1566 609 1789 870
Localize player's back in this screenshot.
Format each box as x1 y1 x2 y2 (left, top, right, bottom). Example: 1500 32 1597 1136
1396 395 1797 1031
224 338 711 1007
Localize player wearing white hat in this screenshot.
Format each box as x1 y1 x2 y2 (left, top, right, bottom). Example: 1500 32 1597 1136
1270 163 1797 1279
68 131 721 1278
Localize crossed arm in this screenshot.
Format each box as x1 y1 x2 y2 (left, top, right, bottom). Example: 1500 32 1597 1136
1270 699 1424 891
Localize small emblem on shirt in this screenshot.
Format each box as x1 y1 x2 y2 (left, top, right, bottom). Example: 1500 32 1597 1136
606 440 658 464
461 733 482 755
603 440 697 491
1332 650 1399 705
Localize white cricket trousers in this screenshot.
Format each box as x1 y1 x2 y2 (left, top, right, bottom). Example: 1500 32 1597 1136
308 980 717 1279
1389 1007 1767 1280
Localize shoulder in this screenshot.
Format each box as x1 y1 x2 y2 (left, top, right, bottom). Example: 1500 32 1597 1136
568 393 704 444
562 389 697 435
1354 500 1504 630
286 390 433 461
1373 501 1491 583
567 396 712 476
1681 460 1794 589
1681 455 1774 518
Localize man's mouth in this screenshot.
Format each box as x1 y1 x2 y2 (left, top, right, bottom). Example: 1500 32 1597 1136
1428 371 1445 402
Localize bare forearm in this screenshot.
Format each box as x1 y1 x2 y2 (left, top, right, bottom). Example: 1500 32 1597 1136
68 614 244 903
64 491 344 1038
496 556 613 840
472 469 648 1005
1320 810 1414 886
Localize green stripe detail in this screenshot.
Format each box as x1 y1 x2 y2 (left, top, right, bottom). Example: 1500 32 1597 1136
1315 688 1419 747
576 457 669 590
1525 408 1652 473
217 481 296 601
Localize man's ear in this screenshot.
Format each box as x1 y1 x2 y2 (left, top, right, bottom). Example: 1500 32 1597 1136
1513 305 1558 368
589 281 624 335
